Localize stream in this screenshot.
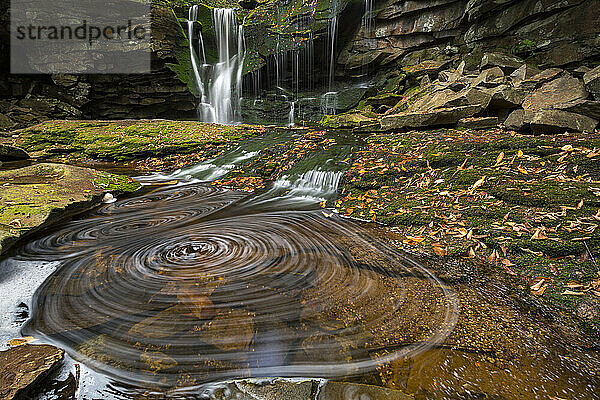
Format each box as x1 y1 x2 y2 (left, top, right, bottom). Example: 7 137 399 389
1 130 600 399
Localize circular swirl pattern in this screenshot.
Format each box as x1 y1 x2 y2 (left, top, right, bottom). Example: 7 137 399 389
20 183 458 390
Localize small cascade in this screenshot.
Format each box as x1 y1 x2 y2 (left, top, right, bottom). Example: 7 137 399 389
271 169 343 202
288 101 295 126
187 7 246 124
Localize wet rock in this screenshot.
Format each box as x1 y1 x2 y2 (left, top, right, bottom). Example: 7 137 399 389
457 116 499 130
300 334 353 363
0 163 140 255
0 144 29 161
583 65 600 100
140 351 178 373
529 109 598 134
381 105 482 131
198 309 254 352
319 381 413 400
504 109 527 131
0 344 64 400
128 304 199 339
480 53 524 73
522 74 588 112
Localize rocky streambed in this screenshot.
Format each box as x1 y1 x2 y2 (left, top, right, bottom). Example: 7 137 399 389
1 120 600 399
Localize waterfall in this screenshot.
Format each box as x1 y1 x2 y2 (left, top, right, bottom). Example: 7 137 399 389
328 14 338 91
363 0 374 35
187 5 205 98
187 7 246 125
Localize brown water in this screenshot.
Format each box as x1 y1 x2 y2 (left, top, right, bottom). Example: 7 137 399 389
7 179 600 399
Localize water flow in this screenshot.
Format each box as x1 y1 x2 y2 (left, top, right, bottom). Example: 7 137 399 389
187 5 205 98
188 7 246 124
328 14 338 91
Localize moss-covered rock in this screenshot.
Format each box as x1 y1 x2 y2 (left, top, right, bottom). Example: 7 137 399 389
0 163 141 255
13 120 265 162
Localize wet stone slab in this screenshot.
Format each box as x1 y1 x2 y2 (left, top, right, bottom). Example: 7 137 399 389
0 344 65 400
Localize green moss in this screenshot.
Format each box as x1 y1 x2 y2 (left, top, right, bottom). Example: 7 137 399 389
15 120 265 161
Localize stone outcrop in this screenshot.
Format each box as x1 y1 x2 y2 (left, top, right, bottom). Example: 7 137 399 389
0 344 64 400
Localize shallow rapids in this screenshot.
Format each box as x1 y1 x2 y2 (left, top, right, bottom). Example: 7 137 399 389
16 183 458 391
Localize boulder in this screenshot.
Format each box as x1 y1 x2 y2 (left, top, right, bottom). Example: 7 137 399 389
0 344 64 400
510 64 541 82
517 68 564 90
553 99 600 120
0 144 29 161
583 65 600 100
522 74 588 111
480 53 524 73
472 67 505 87
457 116 499 130
504 109 528 131
490 86 528 109
0 113 16 131
381 105 482 130
530 109 597 134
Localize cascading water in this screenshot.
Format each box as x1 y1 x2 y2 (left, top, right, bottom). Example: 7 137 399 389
187 7 245 124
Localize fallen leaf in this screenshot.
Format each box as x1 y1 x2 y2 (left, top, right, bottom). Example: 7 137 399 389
433 246 447 257
562 290 584 296
8 336 37 346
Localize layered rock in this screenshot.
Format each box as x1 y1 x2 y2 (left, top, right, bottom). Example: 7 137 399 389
340 0 600 76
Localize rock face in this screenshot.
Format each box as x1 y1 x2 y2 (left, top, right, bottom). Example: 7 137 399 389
341 0 600 75
0 163 140 255
0 344 64 400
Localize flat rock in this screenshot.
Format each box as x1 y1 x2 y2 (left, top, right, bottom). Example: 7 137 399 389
458 116 499 130
522 74 588 111
0 144 29 161
381 105 482 130
0 344 64 400
530 109 598 134
0 163 140 255
583 65 600 100
480 52 524 73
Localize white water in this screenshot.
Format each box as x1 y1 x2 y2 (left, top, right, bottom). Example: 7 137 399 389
328 14 338 91
187 7 246 124
288 101 295 126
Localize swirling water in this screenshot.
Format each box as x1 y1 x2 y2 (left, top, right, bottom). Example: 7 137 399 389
15 178 459 393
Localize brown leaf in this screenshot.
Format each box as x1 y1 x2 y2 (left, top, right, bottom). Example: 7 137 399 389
433 246 447 257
